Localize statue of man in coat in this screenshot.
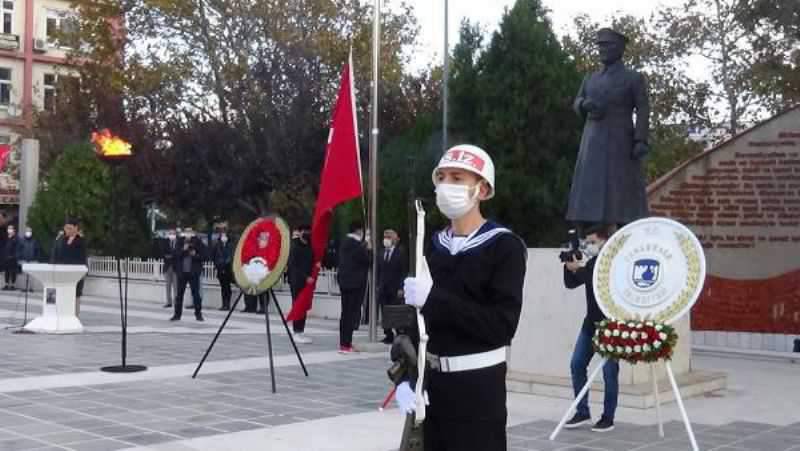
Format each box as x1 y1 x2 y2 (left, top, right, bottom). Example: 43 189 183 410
566 28 651 227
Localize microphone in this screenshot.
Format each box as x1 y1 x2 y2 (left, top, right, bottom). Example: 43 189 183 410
56 231 64 240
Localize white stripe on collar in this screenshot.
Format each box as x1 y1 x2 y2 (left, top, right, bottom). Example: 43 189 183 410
436 223 511 255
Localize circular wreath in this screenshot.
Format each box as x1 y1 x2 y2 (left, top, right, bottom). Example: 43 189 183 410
592 319 679 364
232 216 291 295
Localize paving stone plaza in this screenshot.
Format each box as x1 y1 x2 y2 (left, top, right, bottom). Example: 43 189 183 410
0 290 798 451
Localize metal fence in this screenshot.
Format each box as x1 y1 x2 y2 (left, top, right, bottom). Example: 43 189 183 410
87 256 341 295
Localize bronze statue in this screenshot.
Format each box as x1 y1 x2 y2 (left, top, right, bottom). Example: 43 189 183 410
566 28 650 227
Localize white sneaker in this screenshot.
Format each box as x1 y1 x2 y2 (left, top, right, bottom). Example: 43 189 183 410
293 333 312 344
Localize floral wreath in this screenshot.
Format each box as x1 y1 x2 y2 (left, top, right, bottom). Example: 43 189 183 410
592 319 679 364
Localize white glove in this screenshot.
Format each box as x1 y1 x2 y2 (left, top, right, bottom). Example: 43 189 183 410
395 381 416 414
403 271 432 309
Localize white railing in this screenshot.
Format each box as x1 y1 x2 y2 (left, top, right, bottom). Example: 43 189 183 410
86 256 341 295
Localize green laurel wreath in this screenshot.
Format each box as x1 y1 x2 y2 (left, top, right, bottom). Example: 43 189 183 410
595 231 702 324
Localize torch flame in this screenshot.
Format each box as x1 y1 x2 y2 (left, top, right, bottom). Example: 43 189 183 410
91 129 132 158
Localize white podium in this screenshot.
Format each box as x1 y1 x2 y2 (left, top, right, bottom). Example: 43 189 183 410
22 263 88 334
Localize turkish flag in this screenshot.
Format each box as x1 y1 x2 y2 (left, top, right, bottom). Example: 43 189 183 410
0 144 11 172
286 53 362 321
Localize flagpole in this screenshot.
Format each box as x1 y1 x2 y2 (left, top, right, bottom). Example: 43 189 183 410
442 0 449 153
367 0 381 342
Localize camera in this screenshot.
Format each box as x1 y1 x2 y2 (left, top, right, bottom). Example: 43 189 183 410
558 228 583 263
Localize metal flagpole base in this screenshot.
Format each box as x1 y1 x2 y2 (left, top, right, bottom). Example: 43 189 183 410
100 365 147 373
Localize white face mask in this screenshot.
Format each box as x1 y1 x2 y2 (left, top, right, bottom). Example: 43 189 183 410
24 231 32 238
220 235 228 243
435 183 480 220
583 241 604 259
382 238 392 249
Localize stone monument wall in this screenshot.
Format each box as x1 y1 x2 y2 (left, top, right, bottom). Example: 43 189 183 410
648 106 800 335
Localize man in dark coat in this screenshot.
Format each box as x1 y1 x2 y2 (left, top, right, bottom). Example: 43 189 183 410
170 228 206 322
52 218 88 313
336 221 371 353
377 228 407 344
288 224 313 343
567 28 650 227
3 224 19 290
212 227 235 311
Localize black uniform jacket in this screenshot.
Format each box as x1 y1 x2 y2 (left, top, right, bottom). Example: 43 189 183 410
420 221 527 420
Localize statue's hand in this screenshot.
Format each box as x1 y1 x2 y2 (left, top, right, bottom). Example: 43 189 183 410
583 98 605 120
632 142 649 159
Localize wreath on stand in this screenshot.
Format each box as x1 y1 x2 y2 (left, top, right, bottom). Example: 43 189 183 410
592 319 679 364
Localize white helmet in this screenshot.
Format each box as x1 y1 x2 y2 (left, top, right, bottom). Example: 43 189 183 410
432 144 495 199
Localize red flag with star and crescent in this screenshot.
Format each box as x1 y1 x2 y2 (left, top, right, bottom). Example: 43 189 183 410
286 52 362 321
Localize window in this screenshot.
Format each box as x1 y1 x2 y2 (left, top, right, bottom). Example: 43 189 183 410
0 135 9 145
43 73 55 112
0 68 10 107
46 9 78 47
1 1 12 35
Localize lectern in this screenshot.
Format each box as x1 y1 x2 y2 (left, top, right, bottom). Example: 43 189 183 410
22 263 87 334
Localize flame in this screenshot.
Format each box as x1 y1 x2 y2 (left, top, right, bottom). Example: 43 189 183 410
91 129 132 158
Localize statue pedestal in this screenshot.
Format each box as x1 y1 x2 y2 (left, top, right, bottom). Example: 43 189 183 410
507 249 726 408
22 263 88 334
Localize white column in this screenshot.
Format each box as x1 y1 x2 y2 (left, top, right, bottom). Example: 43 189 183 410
18 138 40 231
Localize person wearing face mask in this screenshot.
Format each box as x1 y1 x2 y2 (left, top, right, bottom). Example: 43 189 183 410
53 218 88 312
562 223 618 432
377 228 407 344
287 224 313 343
157 227 180 308
2 225 20 290
399 144 527 451
170 227 206 321
213 227 236 311
16 227 42 292
336 221 371 353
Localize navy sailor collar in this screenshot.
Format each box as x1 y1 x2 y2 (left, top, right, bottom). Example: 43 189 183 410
433 221 512 256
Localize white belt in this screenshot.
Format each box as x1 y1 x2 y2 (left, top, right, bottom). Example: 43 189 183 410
428 347 507 373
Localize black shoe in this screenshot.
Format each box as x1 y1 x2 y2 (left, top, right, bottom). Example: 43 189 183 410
195 313 204 322
564 413 591 429
163 303 172 308
169 316 181 321
381 336 394 345
256 310 265 315
592 416 614 432
218 305 229 311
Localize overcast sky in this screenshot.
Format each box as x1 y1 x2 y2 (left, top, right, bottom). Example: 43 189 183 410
406 0 686 70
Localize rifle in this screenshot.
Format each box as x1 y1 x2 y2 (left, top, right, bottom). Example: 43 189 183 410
383 194 427 450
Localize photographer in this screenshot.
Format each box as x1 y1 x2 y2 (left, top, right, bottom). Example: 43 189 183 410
563 223 618 432
170 228 206 322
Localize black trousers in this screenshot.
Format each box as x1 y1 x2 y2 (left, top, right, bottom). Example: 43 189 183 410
290 284 306 333
244 294 258 312
175 273 201 317
339 285 365 347
423 415 507 451
216 267 233 308
378 290 398 338
4 262 17 285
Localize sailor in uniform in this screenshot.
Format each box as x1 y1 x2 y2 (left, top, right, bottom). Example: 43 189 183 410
400 144 527 450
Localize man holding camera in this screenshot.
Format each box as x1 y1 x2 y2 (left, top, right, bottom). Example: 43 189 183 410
170 228 206 322
563 223 618 432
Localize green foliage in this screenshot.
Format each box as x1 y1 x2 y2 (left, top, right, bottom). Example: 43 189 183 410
449 0 583 246
27 142 151 258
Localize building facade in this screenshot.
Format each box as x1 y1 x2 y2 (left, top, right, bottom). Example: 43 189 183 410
0 0 76 207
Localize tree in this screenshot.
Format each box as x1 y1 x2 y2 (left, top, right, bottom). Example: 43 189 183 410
448 0 583 245
64 0 423 224
27 143 150 258
738 0 800 107
659 0 794 133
